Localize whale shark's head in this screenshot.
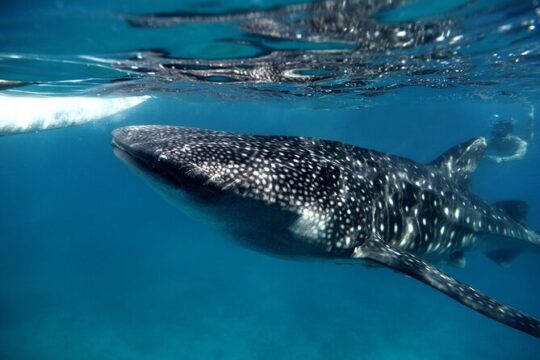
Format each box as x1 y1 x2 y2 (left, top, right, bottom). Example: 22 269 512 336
112 125 370 258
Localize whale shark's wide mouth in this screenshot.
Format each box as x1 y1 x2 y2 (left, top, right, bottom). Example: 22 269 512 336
112 126 186 187
111 126 222 195
112 126 157 158
111 125 188 168
112 126 186 186
112 127 156 174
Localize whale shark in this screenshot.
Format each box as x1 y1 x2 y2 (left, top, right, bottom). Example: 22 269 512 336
112 125 540 338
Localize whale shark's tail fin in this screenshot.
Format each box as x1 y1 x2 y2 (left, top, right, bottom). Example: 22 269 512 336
354 235 540 339
429 137 487 189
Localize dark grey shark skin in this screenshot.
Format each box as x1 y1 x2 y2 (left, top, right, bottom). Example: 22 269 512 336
112 125 540 338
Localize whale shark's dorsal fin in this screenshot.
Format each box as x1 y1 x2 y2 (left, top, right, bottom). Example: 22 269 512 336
429 137 487 189
354 235 540 339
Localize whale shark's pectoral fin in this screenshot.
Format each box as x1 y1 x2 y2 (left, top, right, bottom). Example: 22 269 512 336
353 236 540 338
484 248 523 267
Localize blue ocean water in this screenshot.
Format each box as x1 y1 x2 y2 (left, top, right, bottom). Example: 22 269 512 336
1 1 540 359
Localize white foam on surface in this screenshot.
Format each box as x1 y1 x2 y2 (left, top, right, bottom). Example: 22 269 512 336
0 95 150 135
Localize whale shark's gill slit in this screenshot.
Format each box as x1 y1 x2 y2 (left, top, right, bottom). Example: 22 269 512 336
355 236 540 339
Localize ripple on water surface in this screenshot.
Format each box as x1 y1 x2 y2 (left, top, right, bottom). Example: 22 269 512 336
0 0 539 107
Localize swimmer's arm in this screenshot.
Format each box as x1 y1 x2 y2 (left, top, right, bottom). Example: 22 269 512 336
486 136 528 163
526 104 535 143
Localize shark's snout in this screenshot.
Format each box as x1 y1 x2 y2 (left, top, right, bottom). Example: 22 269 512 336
111 127 134 151
112 125 192 165
111 125 221 189
112 126 162 171
112 125 164 153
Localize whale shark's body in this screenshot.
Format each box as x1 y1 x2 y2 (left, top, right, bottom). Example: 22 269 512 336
112 125 540 338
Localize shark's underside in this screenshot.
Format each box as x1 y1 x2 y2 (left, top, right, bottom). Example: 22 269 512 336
112 125 540 338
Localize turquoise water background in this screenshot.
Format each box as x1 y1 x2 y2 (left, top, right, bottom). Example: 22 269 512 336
2 1 540 359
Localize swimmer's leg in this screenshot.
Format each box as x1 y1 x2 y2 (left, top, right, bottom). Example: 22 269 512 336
527 104 535 143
